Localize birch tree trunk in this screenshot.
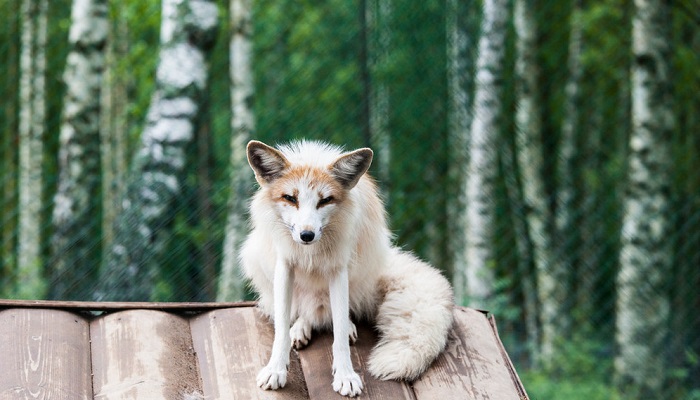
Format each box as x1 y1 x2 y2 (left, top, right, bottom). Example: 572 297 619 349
513 0 547 362
615 0 674 396
218 0 254 301
462 0 509 310
100 5 129 266
50 0 108 300
17 0 48 298
447 0 472 304
96 0 218 301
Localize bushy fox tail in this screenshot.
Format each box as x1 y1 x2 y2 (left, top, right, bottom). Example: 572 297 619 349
368 250 454 381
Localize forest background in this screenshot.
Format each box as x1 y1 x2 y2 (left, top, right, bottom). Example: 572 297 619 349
1 0 699 398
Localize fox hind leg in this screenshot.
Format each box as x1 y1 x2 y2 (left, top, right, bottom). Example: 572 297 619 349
290 317 358 350
349 319 358 344
290 318 312 349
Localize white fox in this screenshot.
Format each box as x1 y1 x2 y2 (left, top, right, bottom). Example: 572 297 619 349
240 140 454 397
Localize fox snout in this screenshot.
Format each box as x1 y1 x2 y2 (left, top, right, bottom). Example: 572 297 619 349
288 202 326 245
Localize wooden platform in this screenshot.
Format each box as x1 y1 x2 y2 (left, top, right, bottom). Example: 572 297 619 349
0 300 528 399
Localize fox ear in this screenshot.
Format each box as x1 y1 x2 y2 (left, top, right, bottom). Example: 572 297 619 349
247 140 289 185
330 148 373 189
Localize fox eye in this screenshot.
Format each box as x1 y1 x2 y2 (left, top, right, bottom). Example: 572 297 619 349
282 194 297 204
317 196 334 207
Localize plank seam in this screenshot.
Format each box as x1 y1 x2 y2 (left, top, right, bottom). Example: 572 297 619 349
87 313 96 399
292 348 310 397
185 312 206 399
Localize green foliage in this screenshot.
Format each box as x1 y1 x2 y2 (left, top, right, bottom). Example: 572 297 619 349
108 0 161 152
524 371 621 400
11 259 48 300
382 0 450 271
522 334 621 400
580 0 630 79
253 0 364 146
0 2 20 290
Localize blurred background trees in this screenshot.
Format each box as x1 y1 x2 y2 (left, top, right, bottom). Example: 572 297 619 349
0 0 699 398
16 0 48 299
50 0 108 300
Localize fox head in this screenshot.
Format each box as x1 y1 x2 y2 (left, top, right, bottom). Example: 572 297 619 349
246 140 373 246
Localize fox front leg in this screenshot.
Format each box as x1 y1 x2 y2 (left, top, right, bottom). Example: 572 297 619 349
257 259 294 390
329 267 363 397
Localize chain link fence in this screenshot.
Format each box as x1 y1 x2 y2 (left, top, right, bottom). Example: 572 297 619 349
1 0 699 398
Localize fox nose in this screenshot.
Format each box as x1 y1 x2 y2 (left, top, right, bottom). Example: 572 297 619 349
300 230 315 243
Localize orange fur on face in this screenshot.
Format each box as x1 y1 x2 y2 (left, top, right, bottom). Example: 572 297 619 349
267 166 348 207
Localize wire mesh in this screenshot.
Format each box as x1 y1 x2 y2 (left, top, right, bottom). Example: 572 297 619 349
0 0 698 398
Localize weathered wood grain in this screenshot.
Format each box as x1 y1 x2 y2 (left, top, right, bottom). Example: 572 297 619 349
297 323 415 400
189 307 308 399
0 308 92 400
0 302 528 400
90 310 202 400
412 307 526 399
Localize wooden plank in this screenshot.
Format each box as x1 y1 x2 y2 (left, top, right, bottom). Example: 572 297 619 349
412 307 526 399
90 309 202 399
190 307 308 400
297 322 415 400
0 308 92 399
0 302 528 399
0 299 256 311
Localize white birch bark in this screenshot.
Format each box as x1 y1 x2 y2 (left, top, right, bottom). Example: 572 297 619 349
514 0 568 364
463 0 509 310
96 0 219 301
218 0 254 301
50 0 108 299
447 0 473 305
100 5 129 266
17 0 48 298
615 0 674 395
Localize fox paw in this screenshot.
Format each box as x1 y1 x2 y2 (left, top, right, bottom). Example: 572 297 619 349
332 368 363 397
257 365 287 390
290 318 312 349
